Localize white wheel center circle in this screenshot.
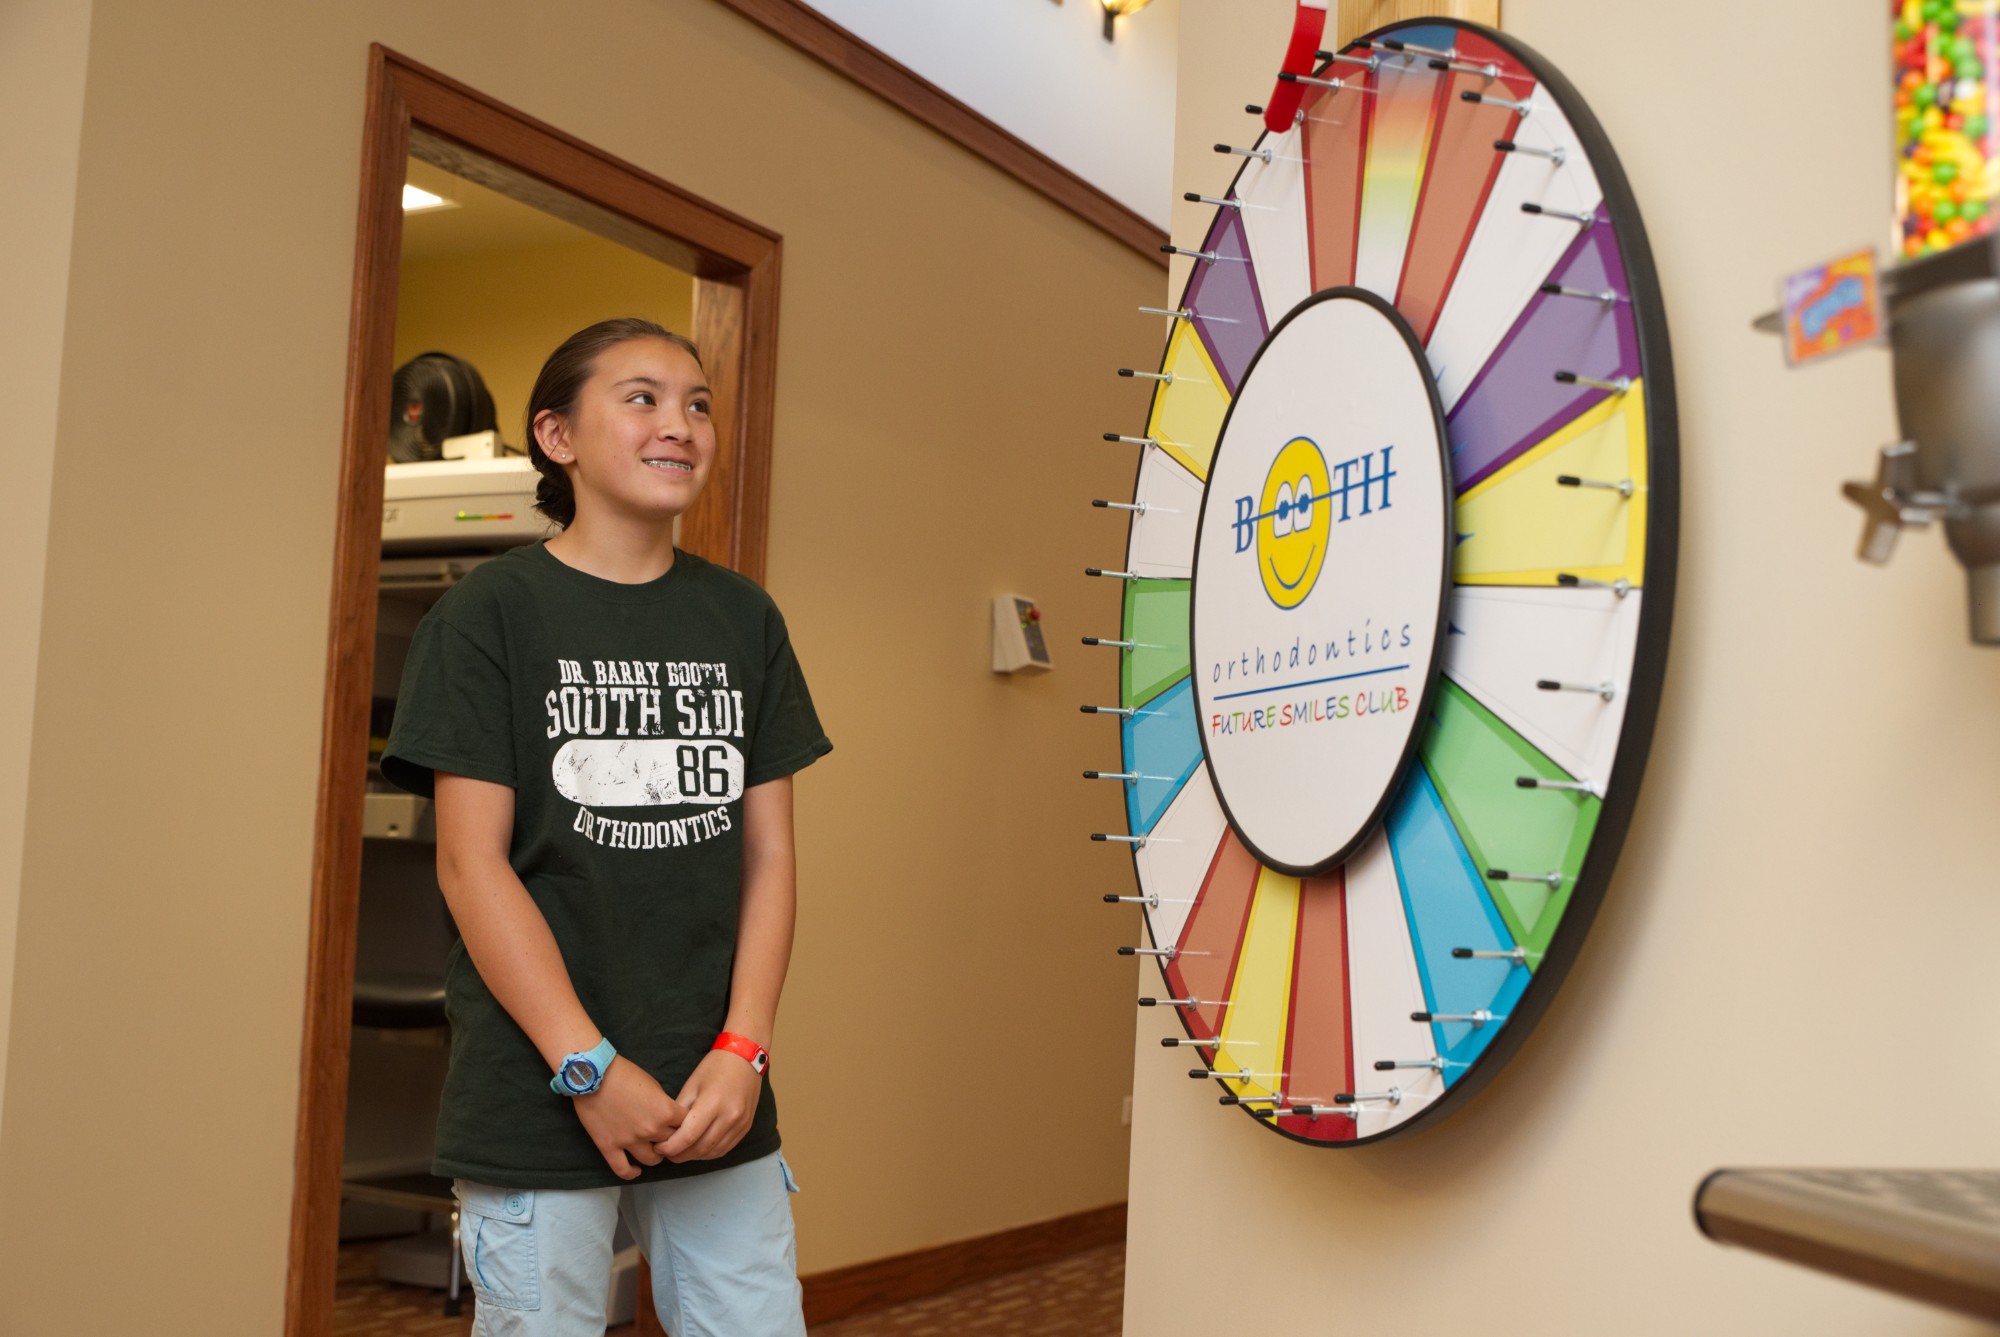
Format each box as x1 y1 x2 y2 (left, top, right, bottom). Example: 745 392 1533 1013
1190 290 1452 875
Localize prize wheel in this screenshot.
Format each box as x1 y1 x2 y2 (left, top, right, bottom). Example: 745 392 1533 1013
1100 19 1676 1144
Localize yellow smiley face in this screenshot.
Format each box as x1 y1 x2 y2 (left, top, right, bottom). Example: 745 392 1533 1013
1256 437 1332 609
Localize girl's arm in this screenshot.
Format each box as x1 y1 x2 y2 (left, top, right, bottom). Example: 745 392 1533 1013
658 774 797 1161
434 770 685 1178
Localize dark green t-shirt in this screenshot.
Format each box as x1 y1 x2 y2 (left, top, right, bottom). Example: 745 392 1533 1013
379 542 831 1188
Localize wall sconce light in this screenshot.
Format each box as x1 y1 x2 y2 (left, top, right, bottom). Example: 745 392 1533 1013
1101 0 1155 41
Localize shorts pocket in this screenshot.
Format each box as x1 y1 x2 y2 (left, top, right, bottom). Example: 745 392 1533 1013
455 1181 541 1311
776 1151 801 1194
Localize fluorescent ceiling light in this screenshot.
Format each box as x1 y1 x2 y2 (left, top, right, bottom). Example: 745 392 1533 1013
402 183 458 213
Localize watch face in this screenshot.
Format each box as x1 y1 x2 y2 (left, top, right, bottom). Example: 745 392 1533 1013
563 1059 596 1091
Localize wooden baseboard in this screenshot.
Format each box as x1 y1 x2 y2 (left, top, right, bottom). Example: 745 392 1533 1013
632 1201 1126 1334
802 1202 1127 1326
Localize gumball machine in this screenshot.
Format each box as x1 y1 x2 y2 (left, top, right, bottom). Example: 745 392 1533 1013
1829 4 2000 644
1894 0 1999 257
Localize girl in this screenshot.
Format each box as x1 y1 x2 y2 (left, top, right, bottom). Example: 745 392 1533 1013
381 318 830 1335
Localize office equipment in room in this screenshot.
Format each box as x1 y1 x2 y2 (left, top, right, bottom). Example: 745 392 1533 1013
361 792 433 841
991 595 1053 673
439 428 503 460
1089 18 1677 1145
1695 1168 2000 1322
386 351 498 463
342 821 464 1314
382 456 552 552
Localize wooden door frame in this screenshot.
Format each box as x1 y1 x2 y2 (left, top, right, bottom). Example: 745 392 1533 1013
285 44 780 1336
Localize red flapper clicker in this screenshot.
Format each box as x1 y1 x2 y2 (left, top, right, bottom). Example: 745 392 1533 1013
1262 0 1331 134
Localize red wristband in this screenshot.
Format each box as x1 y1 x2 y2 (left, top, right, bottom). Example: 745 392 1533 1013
713 1032 769 1074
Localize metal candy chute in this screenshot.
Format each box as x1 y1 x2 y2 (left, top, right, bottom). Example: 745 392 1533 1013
1841 240 2000 644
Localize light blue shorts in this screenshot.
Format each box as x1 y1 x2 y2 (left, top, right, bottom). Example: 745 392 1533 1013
455 1150 805 1337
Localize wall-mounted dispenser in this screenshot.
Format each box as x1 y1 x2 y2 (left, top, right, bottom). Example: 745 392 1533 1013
1828 241 2000 644
1837 242 2000 642
1828 5 2000 643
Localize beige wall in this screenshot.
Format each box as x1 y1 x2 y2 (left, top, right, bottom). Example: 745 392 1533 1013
0 1 1158 1330
0 0 93 1147
1126 3 2000 1335
394 232 695 448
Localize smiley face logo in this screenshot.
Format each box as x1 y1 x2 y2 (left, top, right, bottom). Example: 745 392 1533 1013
1252 436 1332 609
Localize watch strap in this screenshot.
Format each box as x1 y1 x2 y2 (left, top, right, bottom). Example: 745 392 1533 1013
713 1031 769 1075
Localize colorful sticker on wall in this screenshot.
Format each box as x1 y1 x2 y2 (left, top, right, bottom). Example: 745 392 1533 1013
1779 248 1884 367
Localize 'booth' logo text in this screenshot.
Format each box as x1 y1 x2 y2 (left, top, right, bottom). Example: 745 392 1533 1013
1231 441 1396 609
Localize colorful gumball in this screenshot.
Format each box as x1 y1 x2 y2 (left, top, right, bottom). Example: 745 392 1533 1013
1896 0 2000 253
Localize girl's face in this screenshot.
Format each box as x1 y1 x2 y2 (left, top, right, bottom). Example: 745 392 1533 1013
535 338 717 525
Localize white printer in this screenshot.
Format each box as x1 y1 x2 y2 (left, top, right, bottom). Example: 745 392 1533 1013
381 432 553 552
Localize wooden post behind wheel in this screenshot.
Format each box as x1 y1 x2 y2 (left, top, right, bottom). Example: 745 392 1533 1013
1333 0 1501 49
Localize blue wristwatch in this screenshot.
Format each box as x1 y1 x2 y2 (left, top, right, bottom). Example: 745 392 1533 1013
549 1036 617 1096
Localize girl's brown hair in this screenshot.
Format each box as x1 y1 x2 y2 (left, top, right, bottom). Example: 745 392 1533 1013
525 318 704 529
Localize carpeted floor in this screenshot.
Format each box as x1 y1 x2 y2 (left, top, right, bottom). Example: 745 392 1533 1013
807 1244 1123 1337
333 1242 479 1337
333 1238 1124 1336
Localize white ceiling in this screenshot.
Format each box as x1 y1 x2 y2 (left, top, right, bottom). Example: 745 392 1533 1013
800 0 1179 228
400 2 1181 252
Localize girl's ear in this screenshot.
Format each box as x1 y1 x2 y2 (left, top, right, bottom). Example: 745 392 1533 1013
532 408 569 460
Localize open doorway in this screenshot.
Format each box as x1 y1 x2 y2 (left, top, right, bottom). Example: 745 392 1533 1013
339 156 703 1329
288 47 781 1337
